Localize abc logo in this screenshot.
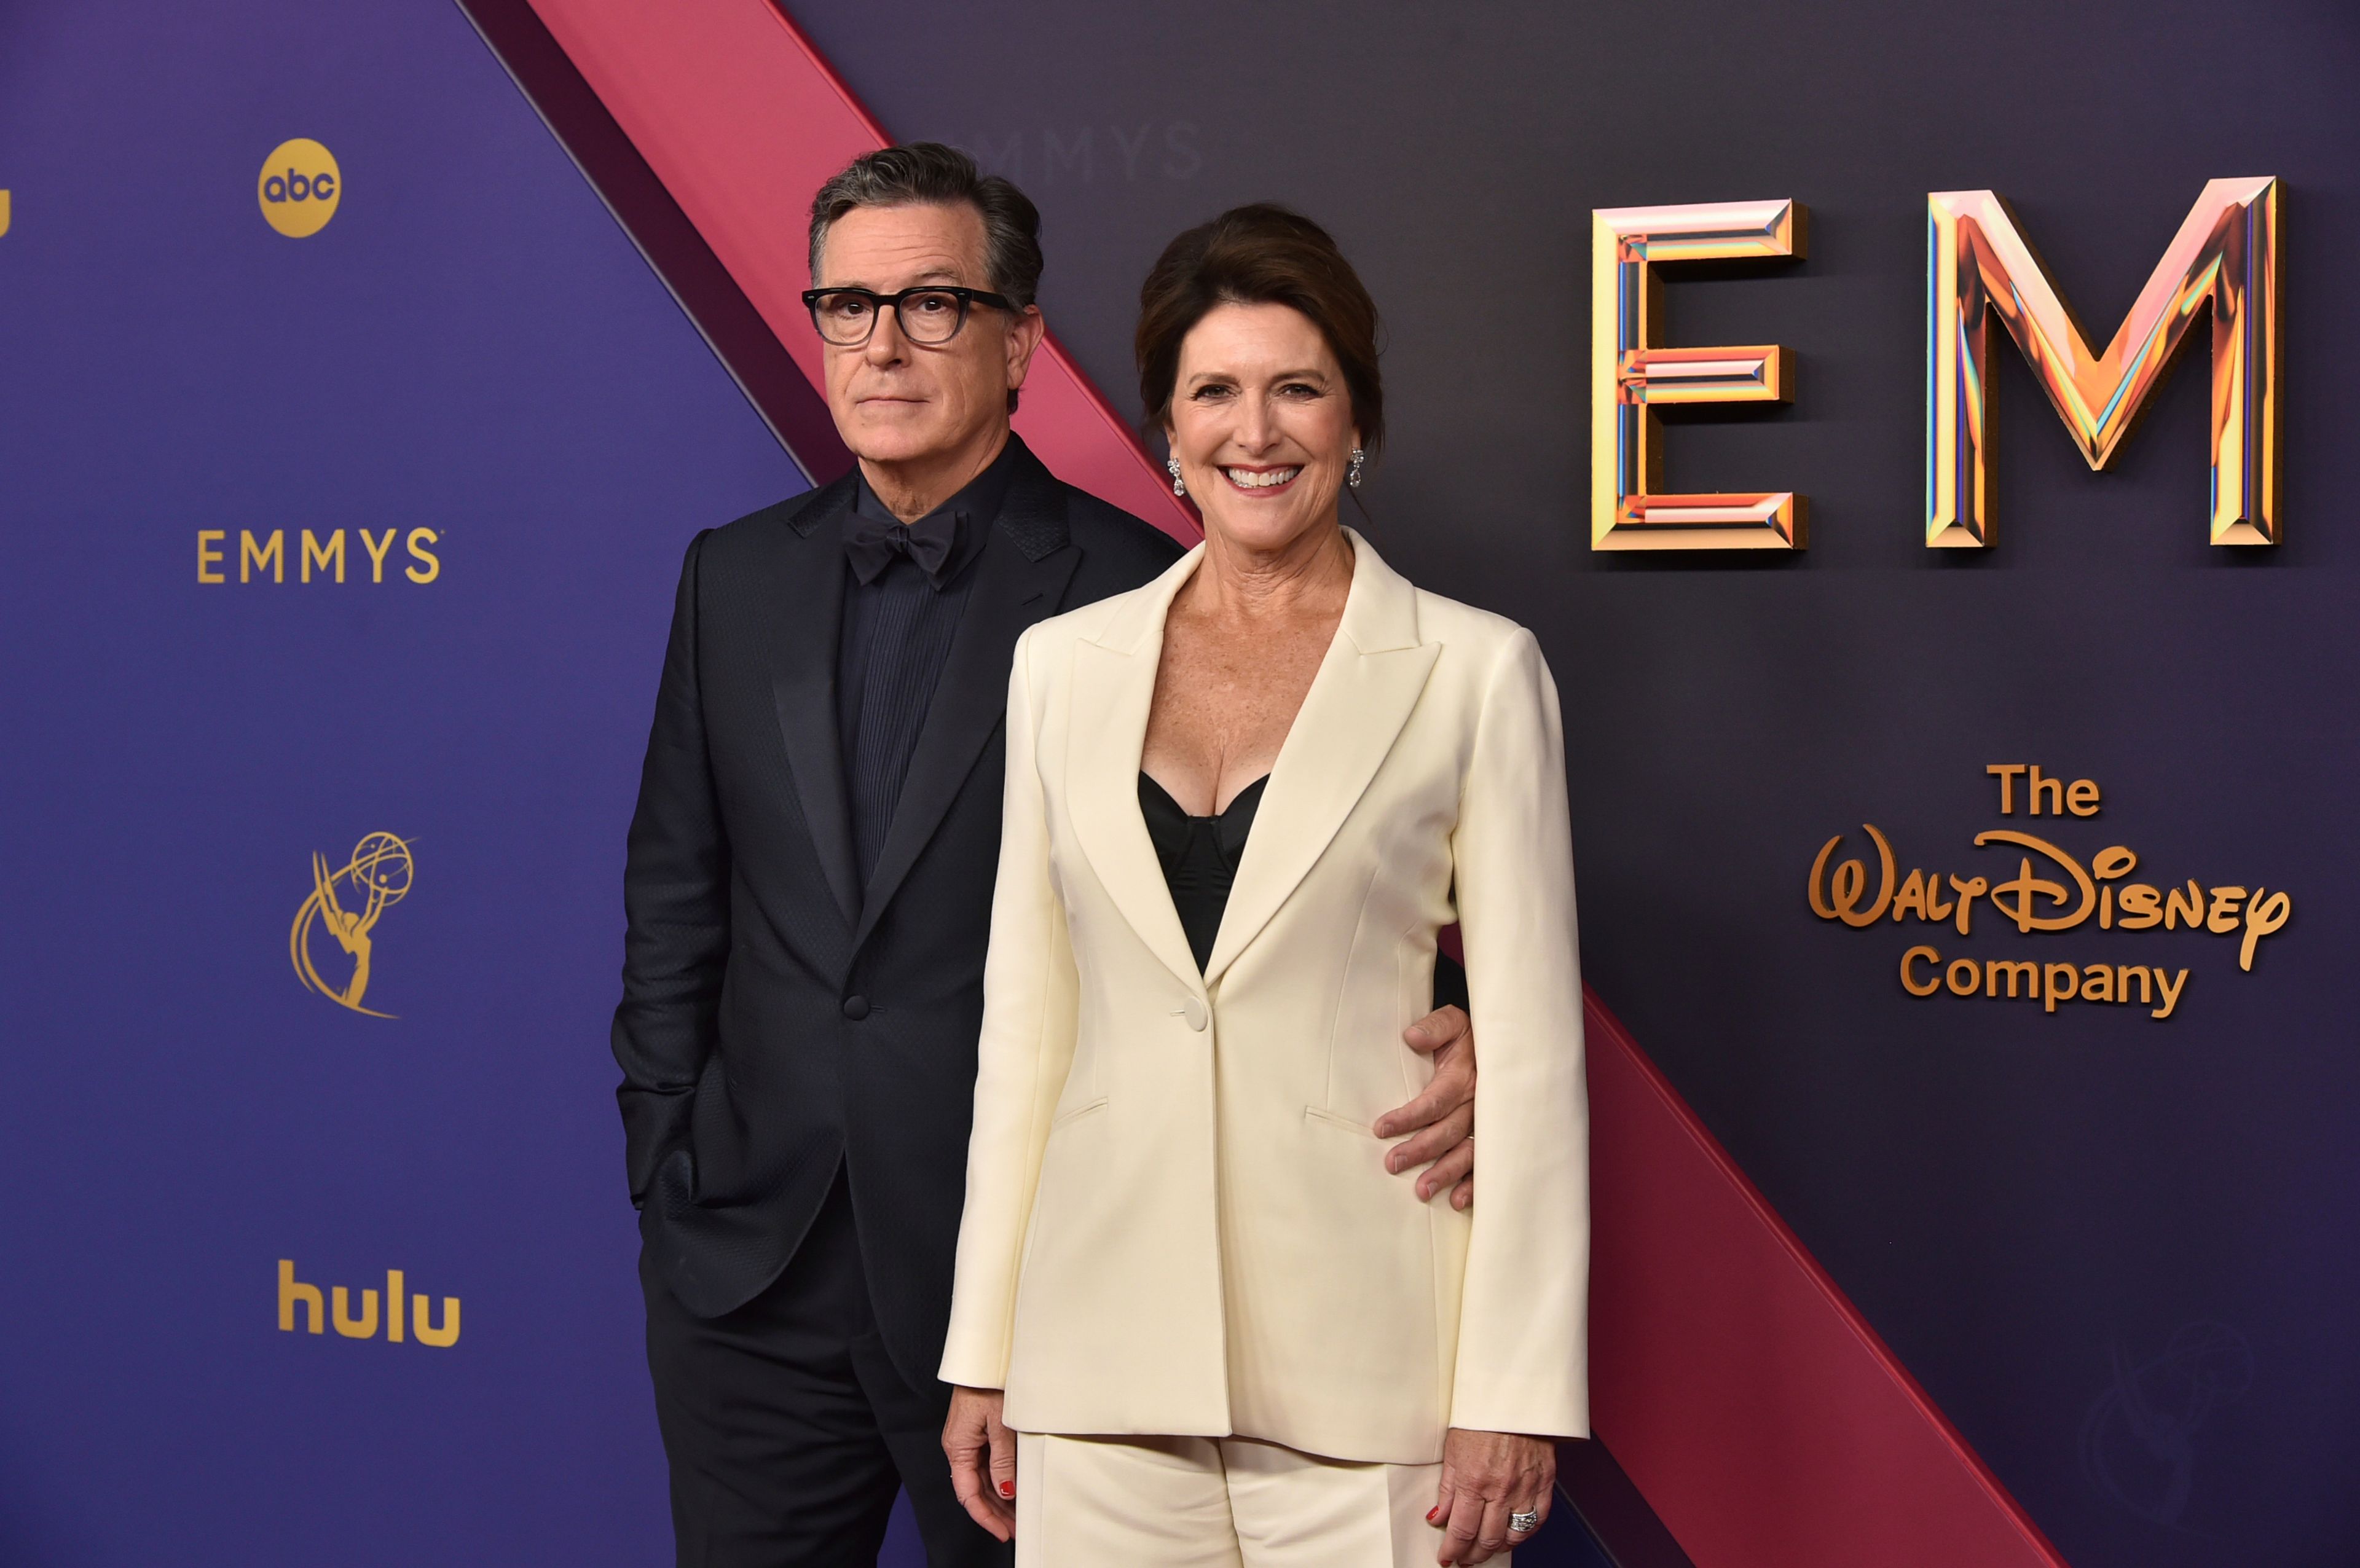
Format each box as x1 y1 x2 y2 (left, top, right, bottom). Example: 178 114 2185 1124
258 138 340 238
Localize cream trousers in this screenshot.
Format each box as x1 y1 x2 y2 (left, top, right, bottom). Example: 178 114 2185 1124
1014 1432 1497 1568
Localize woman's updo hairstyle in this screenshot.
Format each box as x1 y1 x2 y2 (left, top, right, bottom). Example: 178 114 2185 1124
1135 203 1384 460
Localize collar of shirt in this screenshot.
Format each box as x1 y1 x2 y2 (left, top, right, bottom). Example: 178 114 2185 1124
844 437 1020 590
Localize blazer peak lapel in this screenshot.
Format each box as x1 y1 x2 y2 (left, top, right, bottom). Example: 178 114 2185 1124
1203 533 1437 984
1067 554 1206 994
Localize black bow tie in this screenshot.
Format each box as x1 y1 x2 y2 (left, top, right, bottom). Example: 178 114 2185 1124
845 509 961 587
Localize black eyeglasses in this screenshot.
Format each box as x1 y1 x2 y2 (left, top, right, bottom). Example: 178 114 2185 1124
801 285 1015 347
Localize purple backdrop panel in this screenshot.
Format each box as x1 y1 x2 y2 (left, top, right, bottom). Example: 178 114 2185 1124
0 1 800 1562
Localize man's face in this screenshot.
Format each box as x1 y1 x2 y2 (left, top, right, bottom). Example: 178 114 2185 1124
814 202 1042 467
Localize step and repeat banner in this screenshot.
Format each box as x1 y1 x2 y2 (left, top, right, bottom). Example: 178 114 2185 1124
0 1 801 1560
4 1 2358 1565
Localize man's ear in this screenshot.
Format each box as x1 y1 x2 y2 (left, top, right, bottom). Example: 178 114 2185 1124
1004 304 1046 393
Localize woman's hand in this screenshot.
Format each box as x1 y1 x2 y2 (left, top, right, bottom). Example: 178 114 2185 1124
942 1386 1017 1542
1429 1428 1554 1564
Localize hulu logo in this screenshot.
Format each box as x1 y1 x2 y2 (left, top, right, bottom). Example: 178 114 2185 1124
278 1260 460 1347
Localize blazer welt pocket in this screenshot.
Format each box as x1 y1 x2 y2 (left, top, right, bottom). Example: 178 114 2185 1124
1303 1105 1380 1140
1050 1096 1109 1131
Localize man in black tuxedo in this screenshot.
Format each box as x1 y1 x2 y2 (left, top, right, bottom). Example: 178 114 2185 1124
615 144 1482 1567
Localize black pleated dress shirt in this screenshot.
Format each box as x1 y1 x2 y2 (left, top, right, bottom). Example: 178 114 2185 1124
836 444 1019 891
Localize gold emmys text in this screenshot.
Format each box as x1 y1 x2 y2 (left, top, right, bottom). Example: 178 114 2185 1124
197 528 441 584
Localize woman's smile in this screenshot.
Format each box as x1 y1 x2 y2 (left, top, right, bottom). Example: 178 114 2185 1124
1222 464 1302 492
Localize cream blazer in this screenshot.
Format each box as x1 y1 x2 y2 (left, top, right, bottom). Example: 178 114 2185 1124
940 530 1587 1465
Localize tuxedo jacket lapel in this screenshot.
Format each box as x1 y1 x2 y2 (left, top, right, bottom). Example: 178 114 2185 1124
1202 533 1437 986
855 452 1082 952
769 476 861 927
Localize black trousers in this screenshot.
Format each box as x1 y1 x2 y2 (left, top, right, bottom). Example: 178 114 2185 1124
643 1170 1012 1568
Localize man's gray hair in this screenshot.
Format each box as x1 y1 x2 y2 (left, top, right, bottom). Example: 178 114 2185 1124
808 143 1044 311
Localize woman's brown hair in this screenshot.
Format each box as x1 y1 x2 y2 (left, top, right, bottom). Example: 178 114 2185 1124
1135 204 1384 458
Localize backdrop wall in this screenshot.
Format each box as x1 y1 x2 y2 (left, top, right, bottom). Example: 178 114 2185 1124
2 1 2355 1565
786 6 2358 1562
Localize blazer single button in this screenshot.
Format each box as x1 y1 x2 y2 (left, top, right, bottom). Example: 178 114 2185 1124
1181 997 1208 1032
842 995 870 1021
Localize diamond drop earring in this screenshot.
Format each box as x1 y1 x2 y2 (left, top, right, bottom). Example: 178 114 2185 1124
1347 448 1366 489
1168 457 1186 496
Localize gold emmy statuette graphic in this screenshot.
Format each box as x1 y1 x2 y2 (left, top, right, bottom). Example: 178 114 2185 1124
1 189 12 237
290 833 414 1017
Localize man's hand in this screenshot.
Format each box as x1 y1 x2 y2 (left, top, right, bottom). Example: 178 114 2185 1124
1374 1005 1477 1209
942 1386 1017 1542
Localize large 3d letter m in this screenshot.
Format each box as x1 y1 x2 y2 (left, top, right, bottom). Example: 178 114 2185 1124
1926 178 2280 548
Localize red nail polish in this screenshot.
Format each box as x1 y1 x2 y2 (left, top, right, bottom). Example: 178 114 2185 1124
1426 1507 1440 1523
999 1481 1014 1498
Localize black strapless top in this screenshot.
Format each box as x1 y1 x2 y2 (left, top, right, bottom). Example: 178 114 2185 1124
1138 772 1268 973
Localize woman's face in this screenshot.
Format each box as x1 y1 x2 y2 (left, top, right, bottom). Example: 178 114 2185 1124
1165 301 1358 559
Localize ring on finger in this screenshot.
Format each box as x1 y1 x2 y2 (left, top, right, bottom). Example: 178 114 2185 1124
1508 1508 1540 1534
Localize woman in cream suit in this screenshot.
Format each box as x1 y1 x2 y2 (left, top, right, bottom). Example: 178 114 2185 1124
940 205 1587 1568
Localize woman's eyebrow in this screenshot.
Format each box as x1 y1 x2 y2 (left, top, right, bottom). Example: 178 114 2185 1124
1187 366 1330 385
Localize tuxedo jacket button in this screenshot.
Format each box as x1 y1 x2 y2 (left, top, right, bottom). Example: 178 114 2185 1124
842 995 871 1021
1181 997 1208 1032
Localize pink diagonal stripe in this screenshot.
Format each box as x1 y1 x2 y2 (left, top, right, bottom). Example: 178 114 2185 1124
1583 989 2069 1566
524 0 1198 543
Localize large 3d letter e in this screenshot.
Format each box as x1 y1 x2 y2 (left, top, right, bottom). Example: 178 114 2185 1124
1592 200 1805 551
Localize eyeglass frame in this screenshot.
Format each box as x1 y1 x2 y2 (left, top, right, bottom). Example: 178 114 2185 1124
800 284 1018 347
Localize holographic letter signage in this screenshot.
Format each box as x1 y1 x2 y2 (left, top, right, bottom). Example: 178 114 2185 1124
1926 178 2281 548
1592 199 1804 551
